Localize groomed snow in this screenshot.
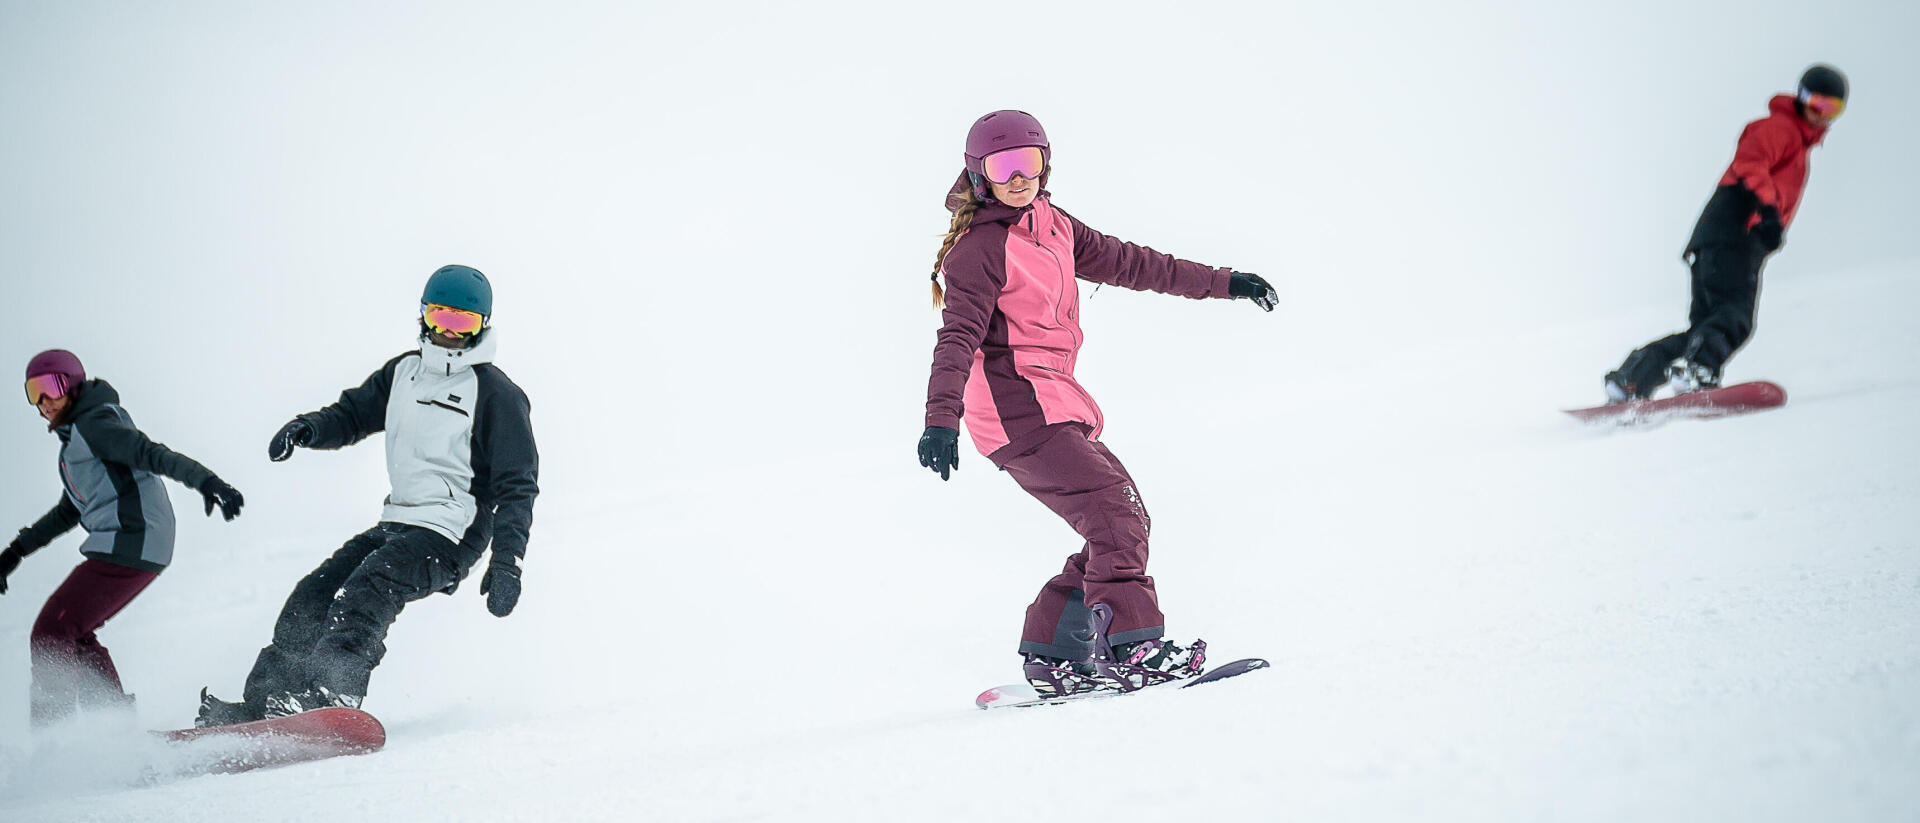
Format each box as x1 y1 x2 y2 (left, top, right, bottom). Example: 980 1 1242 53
2 2 1916 820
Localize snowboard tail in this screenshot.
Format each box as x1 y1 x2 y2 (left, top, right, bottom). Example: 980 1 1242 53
1565 381 1785 424
155 707 385 774
976 657 1270 709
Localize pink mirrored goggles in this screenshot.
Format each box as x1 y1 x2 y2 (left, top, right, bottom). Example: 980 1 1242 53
979 146 1045 185
25 373 69 405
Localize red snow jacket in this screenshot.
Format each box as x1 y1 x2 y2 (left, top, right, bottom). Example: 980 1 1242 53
1688 94 1829 251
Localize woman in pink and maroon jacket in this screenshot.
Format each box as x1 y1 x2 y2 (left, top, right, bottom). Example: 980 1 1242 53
916 110 1276 699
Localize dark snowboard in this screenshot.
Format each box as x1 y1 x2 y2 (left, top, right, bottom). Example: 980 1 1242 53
975 657 1271 709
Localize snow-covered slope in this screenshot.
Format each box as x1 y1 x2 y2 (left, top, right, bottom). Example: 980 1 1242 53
2 2 1917 821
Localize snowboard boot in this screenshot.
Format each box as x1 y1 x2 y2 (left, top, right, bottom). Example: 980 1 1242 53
196 687 258 728
1022 654 1103 699
1603 371 1639 404
1665 360 1720 394
1085 602 1208 693
1095 638 1208 692
263 685 362 718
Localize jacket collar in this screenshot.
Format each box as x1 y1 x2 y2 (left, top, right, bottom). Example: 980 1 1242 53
1768 94 1828 146
972 193 1052 230
946 169 1052 229
416 328 497 378
51 379 118 435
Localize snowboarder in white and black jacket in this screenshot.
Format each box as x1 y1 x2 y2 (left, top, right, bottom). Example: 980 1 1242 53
198 265 538 723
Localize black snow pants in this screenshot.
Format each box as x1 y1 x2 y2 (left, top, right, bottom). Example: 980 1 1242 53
241 522 479 711
1613 234 1768 395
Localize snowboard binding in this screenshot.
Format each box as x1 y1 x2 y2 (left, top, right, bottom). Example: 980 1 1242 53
1087 604 1208 693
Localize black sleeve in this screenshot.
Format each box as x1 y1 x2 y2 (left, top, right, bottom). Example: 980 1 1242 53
16 495 82 553
303 354 408 450
75 408 218 490
476 367 539 564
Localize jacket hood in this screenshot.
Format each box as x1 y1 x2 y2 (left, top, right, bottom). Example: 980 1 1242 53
1769 93 1828 146
52 378 118 432
417 328 498 377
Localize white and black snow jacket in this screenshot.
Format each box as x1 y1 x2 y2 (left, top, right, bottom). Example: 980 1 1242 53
297 332 539 562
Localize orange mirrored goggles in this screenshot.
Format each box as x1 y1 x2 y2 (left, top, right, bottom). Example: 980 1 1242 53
421 303 486 337
1800 91 1845 119
25 373 69 405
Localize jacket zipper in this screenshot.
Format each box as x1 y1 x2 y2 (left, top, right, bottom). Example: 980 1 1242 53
1026 209 1080 354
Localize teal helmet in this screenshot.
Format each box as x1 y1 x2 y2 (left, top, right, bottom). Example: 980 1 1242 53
422 264 492 318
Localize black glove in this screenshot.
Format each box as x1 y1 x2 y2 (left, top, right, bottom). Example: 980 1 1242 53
268 418 313 462
199 476 244 521
0 542 24 597
479 558 521 617
1752 205 1784 253
1228 271 1278 312
918 426 960 481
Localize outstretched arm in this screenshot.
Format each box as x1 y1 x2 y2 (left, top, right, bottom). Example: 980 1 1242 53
300 354 406 450
77 410 217 490
1062 210 1232 299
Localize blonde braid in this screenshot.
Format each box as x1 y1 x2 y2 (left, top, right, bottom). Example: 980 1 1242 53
931 186 983 309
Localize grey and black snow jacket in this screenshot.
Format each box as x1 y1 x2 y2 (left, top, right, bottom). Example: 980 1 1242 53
15 380 217 572
295 331 539 565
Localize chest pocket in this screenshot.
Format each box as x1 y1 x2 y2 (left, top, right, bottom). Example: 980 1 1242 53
407 391 475 466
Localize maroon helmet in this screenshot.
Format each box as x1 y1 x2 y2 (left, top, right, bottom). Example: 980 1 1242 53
25 348 85 404
963 110 1050 201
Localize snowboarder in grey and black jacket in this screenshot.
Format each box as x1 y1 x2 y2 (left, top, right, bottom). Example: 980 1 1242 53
3 349 243 727
197 265 538 723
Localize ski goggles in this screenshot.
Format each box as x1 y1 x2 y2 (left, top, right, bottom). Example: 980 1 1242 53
25 373 69 405
1799 90 1845 119
421 303 486 337
979 146 1046 185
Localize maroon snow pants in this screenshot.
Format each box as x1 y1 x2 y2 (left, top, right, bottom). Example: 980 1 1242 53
29 558 157 727
998 423 1163 661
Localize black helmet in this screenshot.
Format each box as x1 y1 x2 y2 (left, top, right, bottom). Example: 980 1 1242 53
1799 64 1848 102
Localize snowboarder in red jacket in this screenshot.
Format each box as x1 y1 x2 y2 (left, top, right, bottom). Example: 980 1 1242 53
1604 64 1847 402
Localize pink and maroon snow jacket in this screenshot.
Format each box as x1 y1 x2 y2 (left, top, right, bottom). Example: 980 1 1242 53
924 183 1233 462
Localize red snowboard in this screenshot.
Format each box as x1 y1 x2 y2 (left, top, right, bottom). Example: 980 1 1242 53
155 708 385 774
1564 381 1786 424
